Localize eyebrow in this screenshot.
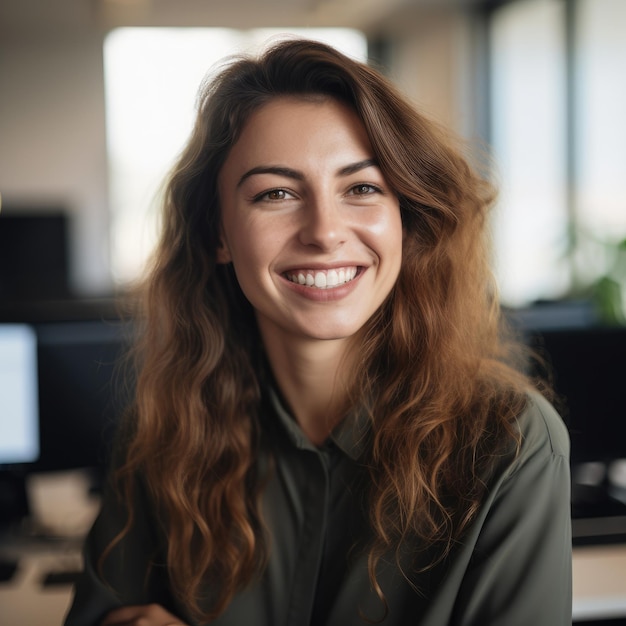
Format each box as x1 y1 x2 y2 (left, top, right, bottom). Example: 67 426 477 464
337 158 379 177
237 166 303 188
236 158 379 188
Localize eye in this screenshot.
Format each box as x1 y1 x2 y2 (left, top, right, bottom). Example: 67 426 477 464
253 188 292 202
349 183 381 196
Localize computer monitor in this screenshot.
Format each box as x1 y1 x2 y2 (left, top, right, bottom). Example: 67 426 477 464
0 312 133 528
0 211 71 302
0 323 40 526
0 323 39 465
527 325 626 466
33 319 133 476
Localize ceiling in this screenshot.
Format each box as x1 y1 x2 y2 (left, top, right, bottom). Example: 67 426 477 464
0 0 485 38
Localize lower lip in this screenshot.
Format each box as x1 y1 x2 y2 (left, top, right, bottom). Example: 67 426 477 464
280 269 364 302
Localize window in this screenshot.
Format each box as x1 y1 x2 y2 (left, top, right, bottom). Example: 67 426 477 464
573 0 626 288
104 28 367 284
488 0 626 312
489 0 569 306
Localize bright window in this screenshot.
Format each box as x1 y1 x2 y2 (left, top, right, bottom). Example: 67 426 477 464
573 0 626 286
104 28 367 284
489 0 569 307
489 0 626 311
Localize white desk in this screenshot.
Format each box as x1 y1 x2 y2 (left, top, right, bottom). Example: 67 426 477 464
0 547 79 626
0 470 95 626
573 543 626 621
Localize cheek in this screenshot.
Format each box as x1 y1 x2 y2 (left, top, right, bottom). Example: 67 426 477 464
367 205 403 263
226 222 278 291
230 241 262 283
380 211 404 288
232 215 294 265
223 213 259 261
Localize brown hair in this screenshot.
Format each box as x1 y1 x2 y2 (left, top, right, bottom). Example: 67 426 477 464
110 38 532 622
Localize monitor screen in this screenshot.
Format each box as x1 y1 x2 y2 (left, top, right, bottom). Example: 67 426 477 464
33 319 133 474
527 326 626 465
0 212 70 302
0 324 39 465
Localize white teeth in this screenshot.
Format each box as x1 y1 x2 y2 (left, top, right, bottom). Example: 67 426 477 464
287 267 358 289
327 269 338 287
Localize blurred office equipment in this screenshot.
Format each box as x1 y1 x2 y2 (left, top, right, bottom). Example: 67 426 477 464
0 211 72 303
525 321 626 544
34 318 131 477
0 324 39 466
528 325 626 466
0 323 39 527
0 305 132 535
0 307 132 616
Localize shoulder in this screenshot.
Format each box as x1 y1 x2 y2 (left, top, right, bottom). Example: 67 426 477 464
468 391 572 541
451 391 573 626
504 390 570 479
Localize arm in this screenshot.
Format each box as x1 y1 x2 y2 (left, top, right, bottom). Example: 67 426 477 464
63 475 185 626
100 604 187 626
454 394 572 626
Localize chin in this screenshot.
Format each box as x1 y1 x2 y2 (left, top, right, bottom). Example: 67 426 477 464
300 323 366 343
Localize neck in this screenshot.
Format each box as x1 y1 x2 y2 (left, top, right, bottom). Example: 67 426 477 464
261 333 356 446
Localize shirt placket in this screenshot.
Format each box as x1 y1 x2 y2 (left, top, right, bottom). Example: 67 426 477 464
285 449 330 626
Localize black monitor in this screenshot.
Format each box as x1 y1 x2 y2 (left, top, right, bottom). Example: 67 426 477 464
527 325 626 466
0 211 71 303
0 303 133 529
32 318 133 476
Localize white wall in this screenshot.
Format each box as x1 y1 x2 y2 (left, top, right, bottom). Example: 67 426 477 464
379 8 484 142
0 31 112 296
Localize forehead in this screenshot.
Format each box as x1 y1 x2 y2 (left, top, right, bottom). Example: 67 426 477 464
240 94 361 133
219 97 374 182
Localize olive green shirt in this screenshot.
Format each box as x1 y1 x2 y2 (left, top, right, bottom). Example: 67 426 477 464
64 391 572 625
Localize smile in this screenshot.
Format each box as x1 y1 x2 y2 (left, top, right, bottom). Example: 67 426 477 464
285 267 358 289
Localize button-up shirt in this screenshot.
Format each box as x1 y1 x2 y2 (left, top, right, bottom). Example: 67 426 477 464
64 390 572 625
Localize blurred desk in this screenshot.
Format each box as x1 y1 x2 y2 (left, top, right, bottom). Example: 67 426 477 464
573 543 626 622
0 545 79 626
0 470 96 626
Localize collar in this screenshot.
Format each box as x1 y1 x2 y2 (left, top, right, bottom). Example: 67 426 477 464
268 387 370 461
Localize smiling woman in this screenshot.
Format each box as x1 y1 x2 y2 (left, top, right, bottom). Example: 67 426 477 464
216 97 403 443
65 39 572 626
217 98 402 348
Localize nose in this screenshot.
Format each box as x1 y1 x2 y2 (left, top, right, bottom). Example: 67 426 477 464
298 194 347 251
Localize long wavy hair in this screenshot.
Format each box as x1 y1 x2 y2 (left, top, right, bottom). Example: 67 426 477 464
110 38 533 623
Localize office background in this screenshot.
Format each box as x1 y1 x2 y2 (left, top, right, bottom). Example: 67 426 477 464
0 0 625 624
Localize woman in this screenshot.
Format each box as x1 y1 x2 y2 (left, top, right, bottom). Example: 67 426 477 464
65 39 571 626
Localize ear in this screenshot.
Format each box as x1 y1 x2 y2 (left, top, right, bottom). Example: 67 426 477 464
215 233 232 264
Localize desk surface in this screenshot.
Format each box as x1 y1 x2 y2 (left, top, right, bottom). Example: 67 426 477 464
1 544 625 625
0 549 78 626
573 543 626 620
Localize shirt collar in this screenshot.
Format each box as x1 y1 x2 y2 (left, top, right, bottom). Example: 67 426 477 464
268 386 370 461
